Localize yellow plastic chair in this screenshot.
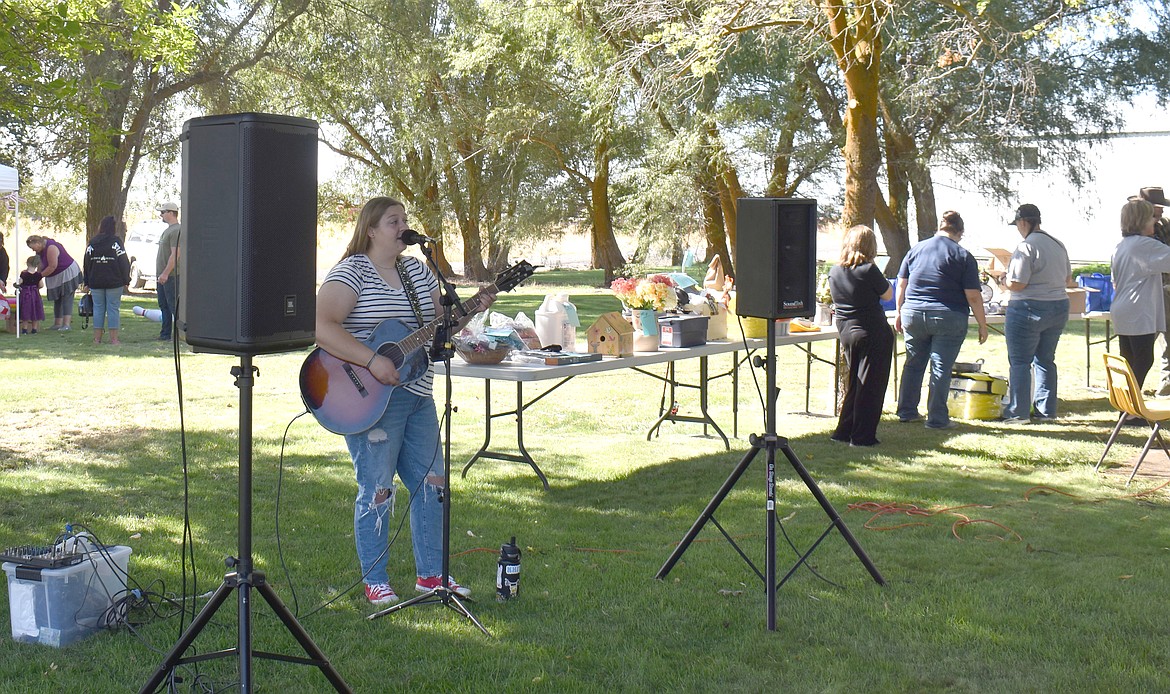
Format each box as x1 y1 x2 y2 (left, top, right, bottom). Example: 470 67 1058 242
1096 353 1170 485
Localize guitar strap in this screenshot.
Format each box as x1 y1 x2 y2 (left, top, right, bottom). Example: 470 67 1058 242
395 257 426 329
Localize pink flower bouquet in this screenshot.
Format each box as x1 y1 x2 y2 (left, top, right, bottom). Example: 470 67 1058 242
610 274 678 312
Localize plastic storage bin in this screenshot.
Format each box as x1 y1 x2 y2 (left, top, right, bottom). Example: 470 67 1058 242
659 315 709 347
1076 273 1113 312
4 545 132 647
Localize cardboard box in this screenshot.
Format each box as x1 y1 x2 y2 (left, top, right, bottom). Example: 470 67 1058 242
4 545 132 647
985 247 1013 276
659 315 708 347
1066 287 1087 315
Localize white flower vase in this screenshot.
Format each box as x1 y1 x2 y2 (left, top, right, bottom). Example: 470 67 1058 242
631 309 661 352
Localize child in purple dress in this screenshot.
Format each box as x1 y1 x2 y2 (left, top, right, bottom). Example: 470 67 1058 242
17 256 45 334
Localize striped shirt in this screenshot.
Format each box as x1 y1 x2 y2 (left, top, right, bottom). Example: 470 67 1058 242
323 254 440 397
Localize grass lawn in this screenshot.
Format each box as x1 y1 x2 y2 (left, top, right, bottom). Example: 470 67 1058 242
0 279 1167 692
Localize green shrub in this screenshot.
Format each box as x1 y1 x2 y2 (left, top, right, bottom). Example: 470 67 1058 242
1072 262 1111 277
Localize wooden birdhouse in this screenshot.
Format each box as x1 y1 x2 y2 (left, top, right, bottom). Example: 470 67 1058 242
587 311 634 357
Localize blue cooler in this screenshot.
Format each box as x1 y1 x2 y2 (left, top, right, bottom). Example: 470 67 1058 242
1076 273 1113 312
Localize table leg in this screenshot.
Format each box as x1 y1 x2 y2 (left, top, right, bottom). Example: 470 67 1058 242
732 350 739 439
461 379 550 490
834 339 841 416
641 360 729 450
805 342 813 413
1085 317 1091 388
512 382 550 490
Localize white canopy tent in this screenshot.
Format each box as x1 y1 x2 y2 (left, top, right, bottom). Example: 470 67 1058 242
0 163 20 335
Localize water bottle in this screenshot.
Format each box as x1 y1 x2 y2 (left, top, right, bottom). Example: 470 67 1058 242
534 295 566 348
496 536 520 601
558 293 579 350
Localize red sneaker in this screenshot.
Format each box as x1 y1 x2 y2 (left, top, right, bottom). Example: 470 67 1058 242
415 575 471 597
365 583 399 606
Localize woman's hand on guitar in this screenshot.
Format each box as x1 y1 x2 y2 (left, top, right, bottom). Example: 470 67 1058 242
476 287 498 312
368 355 401 385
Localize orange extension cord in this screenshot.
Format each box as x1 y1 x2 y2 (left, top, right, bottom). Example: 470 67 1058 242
848 477 1170 542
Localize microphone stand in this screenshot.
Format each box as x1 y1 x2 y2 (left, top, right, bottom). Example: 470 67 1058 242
369 241 490 636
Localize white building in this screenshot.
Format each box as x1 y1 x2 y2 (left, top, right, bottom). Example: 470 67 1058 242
934 99 1168 264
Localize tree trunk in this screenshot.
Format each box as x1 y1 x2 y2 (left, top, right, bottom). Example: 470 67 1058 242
589 139 625 284
719 165 743 263
875 195 909 276
878 123 912 273
909 162 938 242
823 1 885 229
86 148 122 239
767 75 811 197
448 137 489 281
697 169 730 279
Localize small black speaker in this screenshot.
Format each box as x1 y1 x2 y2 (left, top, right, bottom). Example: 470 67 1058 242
734 197 817 319
179 113 318 355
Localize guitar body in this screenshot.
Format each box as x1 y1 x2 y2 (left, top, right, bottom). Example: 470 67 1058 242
300 259 536 434
299 319 432 435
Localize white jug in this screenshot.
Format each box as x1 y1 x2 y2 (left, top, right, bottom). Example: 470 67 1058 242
534 295 567 348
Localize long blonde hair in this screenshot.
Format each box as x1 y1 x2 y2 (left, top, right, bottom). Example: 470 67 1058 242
838 225 878 268
343 197 404 259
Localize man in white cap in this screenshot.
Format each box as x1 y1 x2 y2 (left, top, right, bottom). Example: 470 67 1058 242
155 201 181 341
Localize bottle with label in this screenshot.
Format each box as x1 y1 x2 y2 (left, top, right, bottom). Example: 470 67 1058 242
534 294 566 348
558 293 579 350
496 536 521 601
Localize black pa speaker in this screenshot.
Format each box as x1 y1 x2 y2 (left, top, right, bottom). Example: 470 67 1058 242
734 197 817 319
179 113 318 355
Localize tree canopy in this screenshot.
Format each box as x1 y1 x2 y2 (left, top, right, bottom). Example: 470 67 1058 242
3 0 1168 272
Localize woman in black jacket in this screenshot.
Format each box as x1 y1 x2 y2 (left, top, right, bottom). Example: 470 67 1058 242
83 215 132 345
829 225 895 446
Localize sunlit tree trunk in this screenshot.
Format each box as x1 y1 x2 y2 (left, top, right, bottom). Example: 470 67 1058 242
822 0 885 230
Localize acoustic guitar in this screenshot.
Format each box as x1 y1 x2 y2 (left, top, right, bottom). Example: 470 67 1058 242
299 260 535 434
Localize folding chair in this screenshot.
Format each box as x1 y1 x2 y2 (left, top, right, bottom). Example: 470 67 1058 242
1096 353 1170 485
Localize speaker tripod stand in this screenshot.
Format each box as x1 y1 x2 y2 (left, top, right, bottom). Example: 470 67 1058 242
655 319 885 630
141 357 349 693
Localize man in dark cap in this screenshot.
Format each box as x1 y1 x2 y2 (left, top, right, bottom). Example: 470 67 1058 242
1002 203 1072 421
1139 187 1170 395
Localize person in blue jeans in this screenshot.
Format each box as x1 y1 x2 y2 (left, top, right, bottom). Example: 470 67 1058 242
155 201 181 341
82 215 132 345
895 210 989 429
1002 204 1072 421
315 196 496 606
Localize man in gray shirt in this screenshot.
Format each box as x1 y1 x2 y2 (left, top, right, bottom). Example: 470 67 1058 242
155 201 181 341
1002 203 1072 421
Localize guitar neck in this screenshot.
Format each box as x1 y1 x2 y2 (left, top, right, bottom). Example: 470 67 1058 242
393 283 497 355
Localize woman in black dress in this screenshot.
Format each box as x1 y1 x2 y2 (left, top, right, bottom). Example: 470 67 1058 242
829 225 894 446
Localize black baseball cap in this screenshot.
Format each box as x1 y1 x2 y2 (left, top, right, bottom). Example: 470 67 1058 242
1009 203 1041 225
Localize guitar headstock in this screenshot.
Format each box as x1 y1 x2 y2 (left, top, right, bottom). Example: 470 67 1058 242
494 260 537 292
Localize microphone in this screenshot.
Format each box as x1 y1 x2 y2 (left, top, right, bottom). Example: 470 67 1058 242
400 229 436 245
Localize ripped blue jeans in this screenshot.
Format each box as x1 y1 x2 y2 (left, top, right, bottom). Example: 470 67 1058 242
344 389 443 585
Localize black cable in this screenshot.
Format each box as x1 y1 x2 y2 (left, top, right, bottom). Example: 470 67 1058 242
275 411 310 615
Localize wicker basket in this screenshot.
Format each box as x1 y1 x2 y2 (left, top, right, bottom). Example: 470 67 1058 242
455 343 512 365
